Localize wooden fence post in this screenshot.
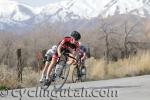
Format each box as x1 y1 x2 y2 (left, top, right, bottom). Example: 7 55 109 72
16 48 23 82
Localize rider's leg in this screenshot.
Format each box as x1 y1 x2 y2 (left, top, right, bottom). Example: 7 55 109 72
40 55 52 81
40 61 49 81
46 57 57 80
67 53 75 65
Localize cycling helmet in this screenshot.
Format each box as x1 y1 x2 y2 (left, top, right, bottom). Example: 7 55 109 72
52 45 57 51
70 31 81 41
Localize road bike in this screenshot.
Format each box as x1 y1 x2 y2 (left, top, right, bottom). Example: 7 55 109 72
72 58 87 83
40 51 76 91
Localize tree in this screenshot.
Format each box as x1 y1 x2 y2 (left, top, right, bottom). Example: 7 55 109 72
0 32 16 67
99 20 117 64
122 21 139 58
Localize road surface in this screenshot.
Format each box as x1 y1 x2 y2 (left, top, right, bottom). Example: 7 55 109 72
0 75 150 100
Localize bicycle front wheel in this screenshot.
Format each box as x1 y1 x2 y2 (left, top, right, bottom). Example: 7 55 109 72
53 63 70 91
72 66 79 83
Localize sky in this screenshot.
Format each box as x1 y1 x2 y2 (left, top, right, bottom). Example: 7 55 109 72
10 0 64 7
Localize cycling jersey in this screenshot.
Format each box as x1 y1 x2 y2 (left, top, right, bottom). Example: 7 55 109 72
79 50 84 58
58 37 79 51
45 49 56 57
52 37 79 59
80 45 87 53
77 45 87 62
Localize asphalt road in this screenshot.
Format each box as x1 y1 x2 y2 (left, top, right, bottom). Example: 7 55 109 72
0 75 150 100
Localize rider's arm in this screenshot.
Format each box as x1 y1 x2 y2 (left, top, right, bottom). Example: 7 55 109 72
57 44 62 57
57 40 65 57
81 52 87 61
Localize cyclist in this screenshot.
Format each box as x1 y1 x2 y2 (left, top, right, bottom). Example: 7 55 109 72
78 43 87 64
44 31 81 84
76 43 87 76
40 45 57 82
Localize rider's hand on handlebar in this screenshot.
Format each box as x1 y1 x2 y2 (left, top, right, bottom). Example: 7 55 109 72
72 60 77 65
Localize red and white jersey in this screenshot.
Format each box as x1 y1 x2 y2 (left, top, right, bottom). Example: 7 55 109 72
58 37 79 51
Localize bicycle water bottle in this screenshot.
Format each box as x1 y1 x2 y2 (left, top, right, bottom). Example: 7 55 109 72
55 64 63 76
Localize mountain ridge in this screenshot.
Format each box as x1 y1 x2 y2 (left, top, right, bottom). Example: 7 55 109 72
0 0 150 32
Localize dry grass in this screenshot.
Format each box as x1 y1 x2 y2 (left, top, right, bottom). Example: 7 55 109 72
86 51 150 80
0 65 40 89
108 51 150 78
85 57 106 80
21 67 41 87
0 65 19 89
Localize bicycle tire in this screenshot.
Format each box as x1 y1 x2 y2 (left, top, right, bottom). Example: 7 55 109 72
53 63 70 91
80 66 87 82
72 66 79 83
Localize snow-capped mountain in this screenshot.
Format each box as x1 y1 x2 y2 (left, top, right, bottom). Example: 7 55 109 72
0 0 40 21
0 0 40 32
38 0 150 21
0 0 150 32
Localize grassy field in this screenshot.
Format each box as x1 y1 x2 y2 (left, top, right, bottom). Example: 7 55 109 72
0 52 150 89
87 51 150 80
0 65 40 90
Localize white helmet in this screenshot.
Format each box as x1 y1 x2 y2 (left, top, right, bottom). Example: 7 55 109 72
52 45 57 51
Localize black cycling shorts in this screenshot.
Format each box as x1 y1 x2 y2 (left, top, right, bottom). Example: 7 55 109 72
46 54 52 62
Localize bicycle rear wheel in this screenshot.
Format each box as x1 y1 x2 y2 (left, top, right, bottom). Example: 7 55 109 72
80 66 87 82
